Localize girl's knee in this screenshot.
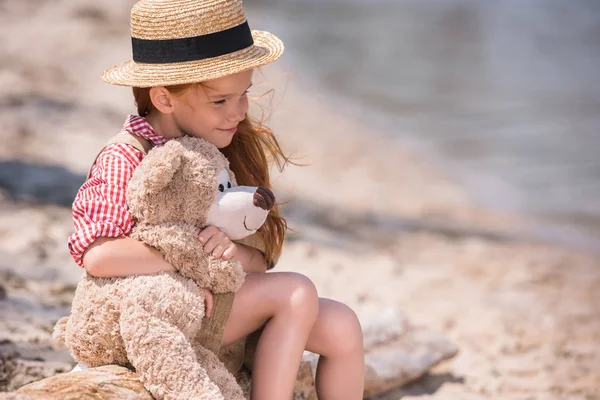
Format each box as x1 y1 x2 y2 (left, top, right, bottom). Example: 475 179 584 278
328 303 363 356
276 272 319 320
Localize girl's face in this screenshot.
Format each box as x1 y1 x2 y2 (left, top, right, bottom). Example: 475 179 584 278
171 69 253 148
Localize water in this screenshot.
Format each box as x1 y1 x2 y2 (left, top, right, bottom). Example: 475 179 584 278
249 0 600 250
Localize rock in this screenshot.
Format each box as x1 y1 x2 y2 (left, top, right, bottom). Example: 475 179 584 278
3 365 152 400
1 363 316 400
0 394 31 400
300 309 459 398
292 361 318 400
364 309 458 396
0 310 457 399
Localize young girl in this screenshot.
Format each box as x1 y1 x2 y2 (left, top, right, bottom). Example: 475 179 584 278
68 0 364 398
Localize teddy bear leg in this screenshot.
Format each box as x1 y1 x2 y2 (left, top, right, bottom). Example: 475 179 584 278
194 345 246 400
120 303 225 400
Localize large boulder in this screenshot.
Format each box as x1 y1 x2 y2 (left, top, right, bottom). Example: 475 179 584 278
0 365 151 400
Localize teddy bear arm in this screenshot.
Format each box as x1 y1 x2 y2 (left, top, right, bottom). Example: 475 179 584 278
192 344 246 399
208 258 245 294
131 223 211 287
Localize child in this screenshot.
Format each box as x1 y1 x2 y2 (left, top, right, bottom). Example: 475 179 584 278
68 0 364 398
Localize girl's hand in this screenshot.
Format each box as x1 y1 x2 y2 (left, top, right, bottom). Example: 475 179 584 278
202 288 213 318
198 225 237 260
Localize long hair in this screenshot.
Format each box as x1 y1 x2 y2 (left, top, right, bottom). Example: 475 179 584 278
132 85 291 268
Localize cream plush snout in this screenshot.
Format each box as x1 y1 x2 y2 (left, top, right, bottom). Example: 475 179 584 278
206 170 275 240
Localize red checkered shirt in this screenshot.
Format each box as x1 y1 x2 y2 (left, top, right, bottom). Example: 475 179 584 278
68 115 168 267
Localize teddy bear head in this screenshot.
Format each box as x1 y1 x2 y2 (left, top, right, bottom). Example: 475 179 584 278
126 136 275 240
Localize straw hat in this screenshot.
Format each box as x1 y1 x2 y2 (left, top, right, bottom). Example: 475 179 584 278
101 0 284 87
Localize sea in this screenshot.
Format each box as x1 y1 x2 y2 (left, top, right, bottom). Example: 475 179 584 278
247 0 600 251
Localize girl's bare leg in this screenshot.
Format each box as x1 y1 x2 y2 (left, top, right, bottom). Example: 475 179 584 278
222 272 319 400
306 298 364 400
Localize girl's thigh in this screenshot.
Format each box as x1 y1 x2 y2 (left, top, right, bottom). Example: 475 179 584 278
221 271 317 347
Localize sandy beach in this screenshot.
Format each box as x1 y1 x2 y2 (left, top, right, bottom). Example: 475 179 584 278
1 0 599 399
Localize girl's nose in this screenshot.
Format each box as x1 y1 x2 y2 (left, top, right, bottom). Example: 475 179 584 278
227 110 243 123
253 187 275 211
227 98 248 122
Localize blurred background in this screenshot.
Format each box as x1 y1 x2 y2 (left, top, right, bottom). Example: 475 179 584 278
0 0 599 398
251 0 600 250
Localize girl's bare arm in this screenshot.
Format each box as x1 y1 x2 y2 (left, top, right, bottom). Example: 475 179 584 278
83 237 266 277
85 236 216 317
82 236 175 278
234 243 267 274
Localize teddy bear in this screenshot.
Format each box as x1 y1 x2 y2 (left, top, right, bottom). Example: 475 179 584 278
53 136 275 400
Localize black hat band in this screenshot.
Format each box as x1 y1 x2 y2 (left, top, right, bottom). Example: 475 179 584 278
132 21 254 64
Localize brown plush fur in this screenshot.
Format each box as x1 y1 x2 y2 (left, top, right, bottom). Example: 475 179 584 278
54 137 252 400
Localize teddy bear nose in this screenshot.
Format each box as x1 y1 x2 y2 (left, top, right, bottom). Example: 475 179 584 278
254 187 275 211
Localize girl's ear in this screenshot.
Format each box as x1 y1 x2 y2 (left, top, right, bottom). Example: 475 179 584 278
131 140 184 195
149 86 175 114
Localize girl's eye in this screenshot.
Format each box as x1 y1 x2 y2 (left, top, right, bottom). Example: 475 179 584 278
218 184 225 192
213 91 248 105
227 182 232 188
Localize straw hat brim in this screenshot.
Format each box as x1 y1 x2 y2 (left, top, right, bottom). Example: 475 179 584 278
101 30 283 87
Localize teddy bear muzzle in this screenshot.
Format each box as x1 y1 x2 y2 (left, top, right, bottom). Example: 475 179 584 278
253 187 275 211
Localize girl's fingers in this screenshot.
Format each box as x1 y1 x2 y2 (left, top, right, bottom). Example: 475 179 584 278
198 225 218 244
212 244 225 258
203 236 220 254
199 226 233 258
222 245 235 260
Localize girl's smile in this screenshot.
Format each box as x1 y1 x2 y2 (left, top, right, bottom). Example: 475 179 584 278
218 127 238 135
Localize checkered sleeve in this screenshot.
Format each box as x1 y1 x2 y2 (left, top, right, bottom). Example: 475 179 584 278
67 144 144 267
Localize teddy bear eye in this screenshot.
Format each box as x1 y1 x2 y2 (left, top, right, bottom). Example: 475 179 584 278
227 182 232 189
218 184 225 192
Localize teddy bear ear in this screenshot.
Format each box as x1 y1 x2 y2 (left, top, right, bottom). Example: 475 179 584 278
132 140 185 194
